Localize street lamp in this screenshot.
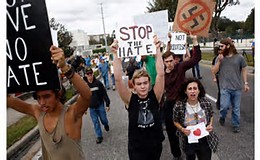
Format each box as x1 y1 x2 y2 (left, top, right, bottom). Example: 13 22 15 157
99 3 108 52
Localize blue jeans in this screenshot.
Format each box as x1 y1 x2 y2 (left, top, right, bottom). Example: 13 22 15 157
89 103 109 138
102 73 110 89
111 74 115 86
220 88 242 127
192 63 201 78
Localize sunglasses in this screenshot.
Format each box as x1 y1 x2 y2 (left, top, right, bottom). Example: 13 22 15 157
165 59 173 63
86 72 93 75
219 45 225 48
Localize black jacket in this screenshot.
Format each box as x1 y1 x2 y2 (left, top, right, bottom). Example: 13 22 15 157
83 77 110 108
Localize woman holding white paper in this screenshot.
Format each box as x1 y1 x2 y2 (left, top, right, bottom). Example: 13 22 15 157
173 78 218 160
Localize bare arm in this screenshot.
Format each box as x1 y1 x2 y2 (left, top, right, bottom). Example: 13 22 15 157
110 40 132 106
242 67 250 92
153 35 165 102
166 32 172 52
183 45 191 62
50 45 92 118
7 95 40 119
174 121 190 136
211 54 223 75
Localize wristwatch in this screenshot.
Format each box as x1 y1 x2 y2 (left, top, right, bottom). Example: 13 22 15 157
244 82 249 85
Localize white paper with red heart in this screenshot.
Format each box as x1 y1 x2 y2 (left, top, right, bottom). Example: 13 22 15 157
186 122 209 144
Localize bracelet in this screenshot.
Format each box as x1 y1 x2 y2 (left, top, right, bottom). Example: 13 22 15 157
244 82 249 85
63 65 75 79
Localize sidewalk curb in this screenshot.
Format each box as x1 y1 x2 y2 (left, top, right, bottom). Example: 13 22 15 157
7 126 39 159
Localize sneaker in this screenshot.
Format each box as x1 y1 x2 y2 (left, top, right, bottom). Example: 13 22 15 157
96 137 103 144
104 125 110 132
233 127 240 133
198 76 202 79
219 118 225 126
112 85 115 91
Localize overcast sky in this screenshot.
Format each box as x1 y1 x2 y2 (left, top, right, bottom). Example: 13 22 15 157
45 0 255 35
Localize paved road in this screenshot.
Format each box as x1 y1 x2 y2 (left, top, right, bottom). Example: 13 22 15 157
186 63 254 160
11 61 254 160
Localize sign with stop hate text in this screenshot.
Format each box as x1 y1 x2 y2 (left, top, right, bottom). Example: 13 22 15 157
116 24 156 58
7 0 60 93
173 0 216 37
170 32 187 55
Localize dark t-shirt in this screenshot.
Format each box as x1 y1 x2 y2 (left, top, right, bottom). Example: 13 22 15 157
83 77 110 108
127 89 165 149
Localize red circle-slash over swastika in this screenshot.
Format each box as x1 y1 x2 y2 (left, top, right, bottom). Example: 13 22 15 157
176 0 211 34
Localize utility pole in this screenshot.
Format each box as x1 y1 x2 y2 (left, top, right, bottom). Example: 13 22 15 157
99 3 108 52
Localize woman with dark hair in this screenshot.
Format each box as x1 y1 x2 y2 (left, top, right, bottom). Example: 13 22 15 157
173 78 218 160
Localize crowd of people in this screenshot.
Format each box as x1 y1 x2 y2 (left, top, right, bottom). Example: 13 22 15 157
7 32 250 160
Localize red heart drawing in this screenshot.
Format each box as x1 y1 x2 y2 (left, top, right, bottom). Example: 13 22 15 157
193 128 201 136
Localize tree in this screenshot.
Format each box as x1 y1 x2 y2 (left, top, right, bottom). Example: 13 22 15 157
210 0 240 38
146 0 178 22
49 18 74 57
243 8 254 35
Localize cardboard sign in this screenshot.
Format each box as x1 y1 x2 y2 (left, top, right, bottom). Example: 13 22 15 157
134 10 169 45
170 32 187 55
173 0 216 37
115 24 155 58
7 0 60 93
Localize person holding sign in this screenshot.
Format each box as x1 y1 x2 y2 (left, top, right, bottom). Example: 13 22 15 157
7 46 92 160
162 33 201 160
173 78 218 160
110 35 165 160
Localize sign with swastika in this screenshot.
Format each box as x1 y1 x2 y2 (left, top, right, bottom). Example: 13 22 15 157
173 0 216 37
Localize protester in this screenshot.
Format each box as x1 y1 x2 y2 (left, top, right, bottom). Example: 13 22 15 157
98 57 110 90
211 38 250 133
211 48 221 110
83 67 110 144
110 35 165 160
7 45 92 160
109 61 116 90
84 55 91 67
141 55 157 87
173 78 218 160
251 39 255 67
191 51 202 79
162 33 201 160
126 57 140 89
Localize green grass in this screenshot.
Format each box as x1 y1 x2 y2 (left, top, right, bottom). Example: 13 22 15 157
65 86 76 101
7 115 37 148
201 51 254 66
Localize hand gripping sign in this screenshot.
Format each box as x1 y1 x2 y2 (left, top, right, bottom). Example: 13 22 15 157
6 0 60 93
173 0 216 37
115 24 156 58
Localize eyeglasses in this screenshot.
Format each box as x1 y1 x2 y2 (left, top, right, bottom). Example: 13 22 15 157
165 59 173 63
86 72 93 75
